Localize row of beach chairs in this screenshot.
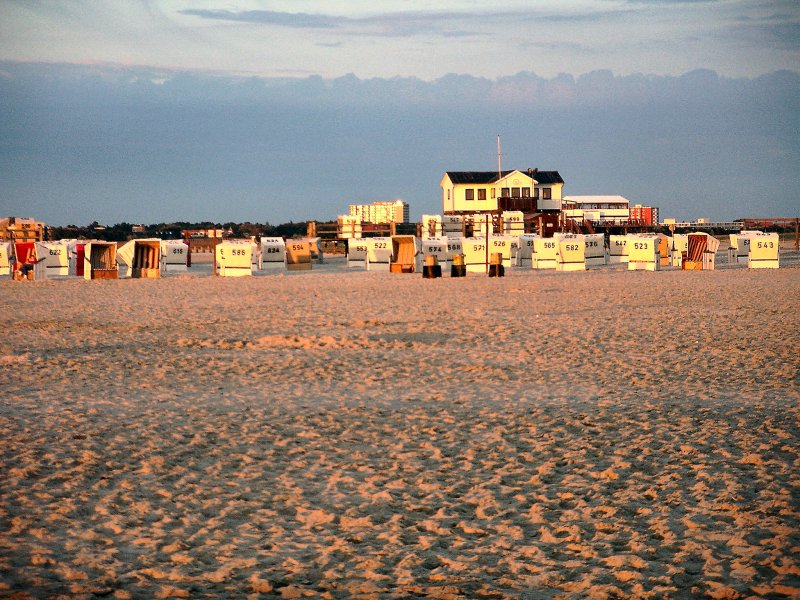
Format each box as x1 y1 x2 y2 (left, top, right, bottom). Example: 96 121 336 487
347 231 780 274
2 231 782 280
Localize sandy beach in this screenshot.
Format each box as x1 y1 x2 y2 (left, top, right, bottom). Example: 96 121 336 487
1 259 798 599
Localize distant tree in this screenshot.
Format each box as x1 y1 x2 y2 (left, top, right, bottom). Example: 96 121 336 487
275 221 308 238
47 224 92 240
103 223 134 242
236 222 262 239
47 219 319 241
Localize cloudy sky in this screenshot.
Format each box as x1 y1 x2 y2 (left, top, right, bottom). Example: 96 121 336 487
1 1 798 224
3 1 799 80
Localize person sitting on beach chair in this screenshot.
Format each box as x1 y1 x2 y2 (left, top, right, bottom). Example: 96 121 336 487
14 252 38 280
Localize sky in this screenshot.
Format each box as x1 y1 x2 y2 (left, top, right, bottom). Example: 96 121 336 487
1 1 798 225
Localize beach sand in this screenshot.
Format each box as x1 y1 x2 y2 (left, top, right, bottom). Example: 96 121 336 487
1 260 798 598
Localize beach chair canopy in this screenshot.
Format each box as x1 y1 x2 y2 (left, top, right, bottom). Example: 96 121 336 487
532 237 559 269
366 238 392 270
583 234 606 263
442 214 464 238
215 240 253 276
421 215 443 237
34 242 70 278
83 241 118 280
420 237 449 265
391 235 418 273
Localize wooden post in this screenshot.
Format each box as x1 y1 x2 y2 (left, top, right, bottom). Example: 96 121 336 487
485 214 490 274
390 222 397 237
184 231 192 268
795 218 799 252
307 221 316 238
422 254 441 279
489 252 504 277
213 228 218 276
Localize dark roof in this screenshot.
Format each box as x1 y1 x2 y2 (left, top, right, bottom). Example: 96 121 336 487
445 171 515 184
445 169 563 185
534 171 564 184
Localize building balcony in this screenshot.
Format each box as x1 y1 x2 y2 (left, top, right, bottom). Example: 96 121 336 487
497 196 538 212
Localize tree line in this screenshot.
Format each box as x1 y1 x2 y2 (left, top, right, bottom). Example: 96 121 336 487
45 220 328 242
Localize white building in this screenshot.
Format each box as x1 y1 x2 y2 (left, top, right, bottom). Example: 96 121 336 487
562 196 631 226
440 170 564 215
349 200 409 224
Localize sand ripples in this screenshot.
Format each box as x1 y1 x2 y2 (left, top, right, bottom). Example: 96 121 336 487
1 266 798 598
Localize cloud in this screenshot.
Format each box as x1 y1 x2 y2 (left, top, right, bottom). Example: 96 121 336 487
177 6 625 39
5 3 796 80
624 0 719 3
0 62 797 225
734 20 800 51
178 7 489 38
179 9 346 29
533 8 639 23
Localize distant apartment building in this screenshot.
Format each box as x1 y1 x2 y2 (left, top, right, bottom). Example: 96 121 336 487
348 200 409 224
0 217 45 242
562 196 631 226
630 204 660 226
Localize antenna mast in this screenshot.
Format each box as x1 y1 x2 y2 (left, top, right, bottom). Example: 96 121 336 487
497 134 502 178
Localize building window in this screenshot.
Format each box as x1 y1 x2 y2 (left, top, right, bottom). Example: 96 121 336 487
542 188 552 200
465 189 474 201
522 188 530 198
478 189 486 201
502 187 510 198
533 188 539 199
491 188 496 199
511 188 521 198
